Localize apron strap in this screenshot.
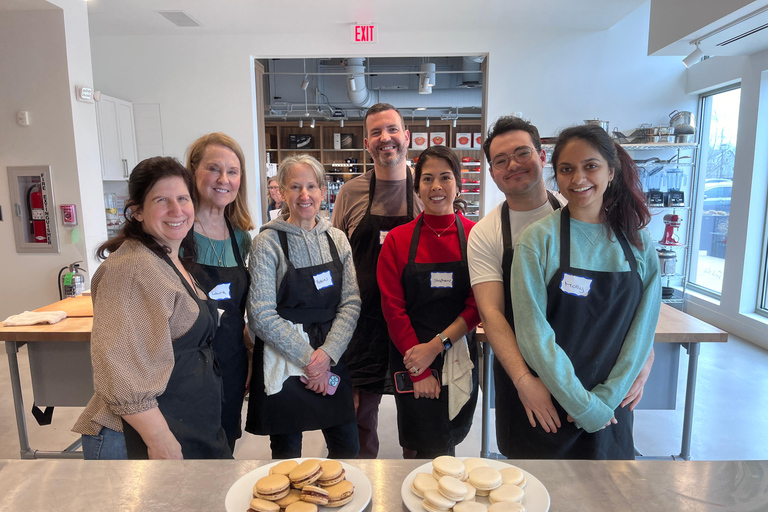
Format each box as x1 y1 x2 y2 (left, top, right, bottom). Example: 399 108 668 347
225 218 246 269
500 202 514 319
366 168 415 218
546 190 562 211
278 229 342 271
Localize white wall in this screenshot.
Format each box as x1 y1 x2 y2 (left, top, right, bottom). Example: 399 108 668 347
0 3 104 322
90 2 693 218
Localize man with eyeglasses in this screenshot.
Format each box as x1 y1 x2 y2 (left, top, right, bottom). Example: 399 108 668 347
467 116 653 458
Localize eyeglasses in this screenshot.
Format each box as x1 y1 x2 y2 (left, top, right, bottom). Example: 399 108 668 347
268 186 279 190
491 146 536 170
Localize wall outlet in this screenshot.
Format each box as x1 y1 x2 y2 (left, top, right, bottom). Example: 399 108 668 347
16 111 30 126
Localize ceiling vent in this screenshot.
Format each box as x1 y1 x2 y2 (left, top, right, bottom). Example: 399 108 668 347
156 11 201 28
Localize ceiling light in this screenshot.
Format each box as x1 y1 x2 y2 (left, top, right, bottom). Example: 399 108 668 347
418 74 432 95
300 76 309 91
310 119 316 128
453 119 457 128
683 42 705 68
299 119 303 128
425 118 430 127
340 119 344 128
348 77 357 92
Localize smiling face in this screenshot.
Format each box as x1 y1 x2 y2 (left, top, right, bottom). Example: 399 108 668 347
364 109 410 170
418 157 458 216
268 178 282 205
488 130 546 200
194 144 241 210
555 138 614 223
134 176 195 251
282 163 325 230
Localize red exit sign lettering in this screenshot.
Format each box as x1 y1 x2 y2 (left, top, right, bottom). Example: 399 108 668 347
351 24 377 44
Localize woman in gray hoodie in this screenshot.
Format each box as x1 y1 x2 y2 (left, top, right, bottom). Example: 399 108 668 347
244 155 361 458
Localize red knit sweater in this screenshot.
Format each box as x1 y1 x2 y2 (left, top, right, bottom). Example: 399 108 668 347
377 212 480 382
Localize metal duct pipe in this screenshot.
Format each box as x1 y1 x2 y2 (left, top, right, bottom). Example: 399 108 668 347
460 56 483 88
379 88 482 108
346 58 378 108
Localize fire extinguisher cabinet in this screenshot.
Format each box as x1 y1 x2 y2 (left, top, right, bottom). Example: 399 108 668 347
7 165 61 253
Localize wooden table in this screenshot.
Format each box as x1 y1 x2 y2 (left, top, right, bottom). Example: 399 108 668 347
477 304 727 460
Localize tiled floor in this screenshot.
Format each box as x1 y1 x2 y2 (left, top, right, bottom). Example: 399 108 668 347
1 333 767 460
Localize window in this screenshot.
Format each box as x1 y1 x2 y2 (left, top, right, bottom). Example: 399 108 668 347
688 86 741 296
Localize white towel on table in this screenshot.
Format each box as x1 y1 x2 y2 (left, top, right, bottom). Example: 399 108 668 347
2 310 67 327
442 335 474 420
262 322 307 396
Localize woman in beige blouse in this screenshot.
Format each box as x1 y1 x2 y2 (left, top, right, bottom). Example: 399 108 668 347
73 157 230 459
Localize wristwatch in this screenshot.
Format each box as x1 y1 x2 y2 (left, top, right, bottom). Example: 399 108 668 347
436 332 452 351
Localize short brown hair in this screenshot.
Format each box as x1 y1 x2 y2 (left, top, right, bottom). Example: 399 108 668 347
364 103 405 136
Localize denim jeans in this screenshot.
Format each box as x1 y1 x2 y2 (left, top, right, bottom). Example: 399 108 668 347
82 426 127 460
269 421 360 459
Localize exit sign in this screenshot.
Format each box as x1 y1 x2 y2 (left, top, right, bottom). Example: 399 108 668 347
351 24 377 44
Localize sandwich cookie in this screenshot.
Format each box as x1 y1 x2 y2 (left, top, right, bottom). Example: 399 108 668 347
300 485 329 506
488 502 525 512
462 458 490 480
285 502 318 512
468 467 502 496
289 459 323 489
422 489 456 512
275 489 302 509
324 480 355 508
454 502 489 512
463 481 477 502
499 467 525 487
318 459 346 487
253 474 290 501
488 484 524 504
438 476 468 502
432 456 465 480
270 460 299 476
247 497 280 512
411 473 439 498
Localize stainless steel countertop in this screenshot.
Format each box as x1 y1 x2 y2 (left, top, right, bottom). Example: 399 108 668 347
0 459 766 511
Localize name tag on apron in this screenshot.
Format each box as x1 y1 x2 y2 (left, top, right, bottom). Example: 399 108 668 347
560 273 593 297
430 271 454 288
313 270 333 290
208 282 232 300
379 230 389 245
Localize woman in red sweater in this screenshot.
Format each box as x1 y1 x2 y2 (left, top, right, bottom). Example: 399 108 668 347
378 145 480 458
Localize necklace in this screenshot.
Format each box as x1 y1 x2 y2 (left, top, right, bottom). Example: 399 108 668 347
423 217 455 238
197 219 225 266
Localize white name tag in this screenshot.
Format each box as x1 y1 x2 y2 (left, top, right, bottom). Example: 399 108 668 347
430 271 454 288
379 230 389 245
313 270 333 290
208 282 232 300
560 273 593 297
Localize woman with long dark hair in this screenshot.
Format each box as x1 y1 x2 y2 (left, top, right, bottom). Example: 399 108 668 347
377 145 480 458
511 125 660 459
74 157 231 460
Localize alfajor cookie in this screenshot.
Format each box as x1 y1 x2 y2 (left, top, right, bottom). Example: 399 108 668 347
499 466 525 487
289 459 323 489
432 456 465 480
438 476 468 502
489 484 524 504
285 502 318 512
488 502 525 512
270 460 299 476
253 474 290 501
454 502 489 512
317 459 346 487
299 485 329 506
462 458 490 480
422 488 456 512
411 472 439 498
275 489 302 509
463 481 477 502
468 467 502 496
247 497 280 512
324 480 355 508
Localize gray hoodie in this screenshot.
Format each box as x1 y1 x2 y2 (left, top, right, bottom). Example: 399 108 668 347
247 215 361 367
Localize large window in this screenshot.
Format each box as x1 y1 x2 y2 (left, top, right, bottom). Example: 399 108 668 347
689 86 741 296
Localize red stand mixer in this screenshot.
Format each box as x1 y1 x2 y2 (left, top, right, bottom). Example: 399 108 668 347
659 214 683 246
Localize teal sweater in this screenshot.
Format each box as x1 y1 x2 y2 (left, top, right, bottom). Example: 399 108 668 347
193 227 251 267
511 210 661 433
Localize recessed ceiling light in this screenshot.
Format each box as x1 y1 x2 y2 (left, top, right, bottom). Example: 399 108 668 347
156 11 201 28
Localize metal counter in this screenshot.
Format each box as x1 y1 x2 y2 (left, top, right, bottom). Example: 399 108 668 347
0 459 766 511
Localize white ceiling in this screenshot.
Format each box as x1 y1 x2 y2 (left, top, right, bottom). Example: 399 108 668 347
82 0 646 36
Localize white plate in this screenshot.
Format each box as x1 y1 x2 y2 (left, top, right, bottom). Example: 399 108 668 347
225 458 372 512
400 459 550 512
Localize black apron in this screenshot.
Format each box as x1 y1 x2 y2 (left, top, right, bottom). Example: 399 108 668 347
390 214 479 451
495 192 561 456
123 254 231 459
501 206 643 459
344 171 416 393
245 230 356 435
191 219 250 451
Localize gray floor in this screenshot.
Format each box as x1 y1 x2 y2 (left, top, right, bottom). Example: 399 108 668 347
1 334 767 460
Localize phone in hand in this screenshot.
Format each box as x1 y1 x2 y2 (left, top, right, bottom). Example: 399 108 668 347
394 369 440 394
300 371 340 395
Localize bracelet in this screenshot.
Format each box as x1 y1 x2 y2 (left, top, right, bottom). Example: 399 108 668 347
512 371 531 388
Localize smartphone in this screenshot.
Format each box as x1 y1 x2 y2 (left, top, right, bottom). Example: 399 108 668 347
394 369 441 394
300 371 340 395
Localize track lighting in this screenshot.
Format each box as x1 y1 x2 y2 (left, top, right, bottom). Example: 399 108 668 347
453 119 457 128
340 119 344 128
425 118 430 127
683 42 704 68
300 76 309 91
310 118 316 129
299 119 303 128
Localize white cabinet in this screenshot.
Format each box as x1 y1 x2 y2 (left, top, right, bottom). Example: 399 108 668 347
96 95 138 181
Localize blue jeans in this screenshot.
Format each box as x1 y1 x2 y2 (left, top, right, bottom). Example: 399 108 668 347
270 421 360 459
82 426 127 460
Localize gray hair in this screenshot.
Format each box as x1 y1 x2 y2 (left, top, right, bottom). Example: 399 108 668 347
277 154 326 189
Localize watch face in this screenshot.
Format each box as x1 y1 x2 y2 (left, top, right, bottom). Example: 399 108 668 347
444 340 452 351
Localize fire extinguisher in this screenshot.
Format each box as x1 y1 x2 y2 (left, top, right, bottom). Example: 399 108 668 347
27 183 47 243
58 261 87 300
